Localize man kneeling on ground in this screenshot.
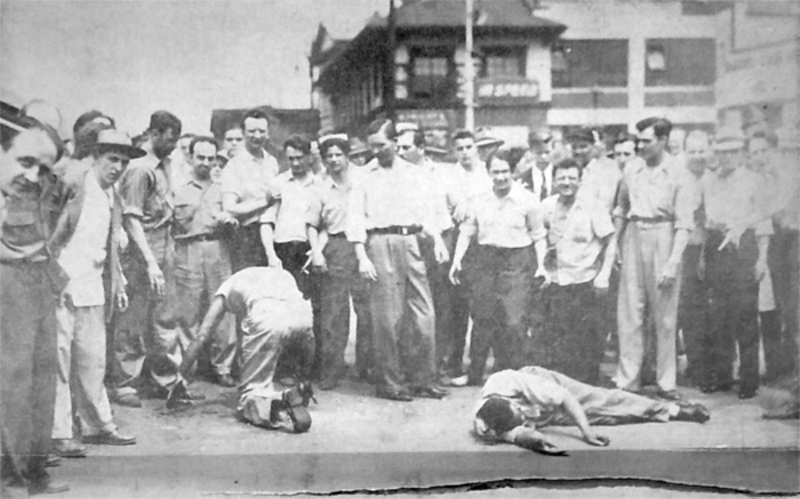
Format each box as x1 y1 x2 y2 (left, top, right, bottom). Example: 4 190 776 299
473 366 710 455
173 267 315 433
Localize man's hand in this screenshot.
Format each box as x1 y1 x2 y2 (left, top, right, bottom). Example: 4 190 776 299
718 225 745 251
433 237 450 265
215 211 239 227
582 431 611 447
268 255 283 269
116 291 129 312
534 267 552 288
593 273 610 296
311 250 327 273
449 259 462 285
358 256 377 281
657 260 679 288
147 263 165 296
755 257 768 281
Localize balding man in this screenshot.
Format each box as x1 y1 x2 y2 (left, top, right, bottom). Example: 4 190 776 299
1 126 70 495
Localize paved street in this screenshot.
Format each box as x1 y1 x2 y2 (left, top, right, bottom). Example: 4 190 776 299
47 369 799 498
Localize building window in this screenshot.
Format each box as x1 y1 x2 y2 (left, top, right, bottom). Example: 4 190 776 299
409 46 454 100
479 46 526 78
645 38 715 86
552 40 628 88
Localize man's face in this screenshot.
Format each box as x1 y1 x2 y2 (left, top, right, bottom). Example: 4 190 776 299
554 166 581 198
571 140 593 167
489 160 512 192
454 138 476 167
223 128 244 155
396 132 423 164
152 127 179 160
367 131 395 167
716 147 743 176
94 150 130 187
243 117 269 151
613 141 636 168
191 142 217 180
285 145 310 177
531 145 549 171
322 145 347 174
1 130 57 188
178 137 193 160
747 137 769 172
636 126 664 163
684 137 710 176
669 130 686 155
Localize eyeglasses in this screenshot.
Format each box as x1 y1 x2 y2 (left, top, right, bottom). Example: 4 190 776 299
614 151 633 158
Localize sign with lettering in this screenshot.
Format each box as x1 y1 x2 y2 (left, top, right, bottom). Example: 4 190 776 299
477 78 540 103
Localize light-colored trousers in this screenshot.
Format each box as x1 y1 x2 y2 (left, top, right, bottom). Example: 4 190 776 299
53 301 116 439
237 299 314 430
615 222 681 392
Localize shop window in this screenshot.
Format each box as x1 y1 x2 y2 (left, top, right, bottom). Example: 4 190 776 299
552 39 628 88
645 38 715 86
480 46 526 78
409 46 454 100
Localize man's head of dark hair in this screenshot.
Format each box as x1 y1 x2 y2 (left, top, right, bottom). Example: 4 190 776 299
476 397 520 435
402 129 426 149
452 129 474 142
74 120 115 160
189 136 218 156
240 108 271 130
635 117 672 140
148 110 182 136
553 157 583 178
284 135 312 155
319 137 350 157
366 119 396 139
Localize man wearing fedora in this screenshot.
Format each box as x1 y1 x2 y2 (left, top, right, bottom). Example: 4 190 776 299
49 129 139 458
700 126 773 399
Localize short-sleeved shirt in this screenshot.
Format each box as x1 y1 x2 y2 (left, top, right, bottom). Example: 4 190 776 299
306 175 352 235
215 267 311 336
580 156 622 214
346 157 439 244
261 170 319 243
541 194 615 285
438 161 493 225
0 172 59 262
172 177 225 241
702 167 774 237
420 158 453 233
473 367 570 439
613 155 699 231
220 148 280 226
119 154 172 230
460 184 546 248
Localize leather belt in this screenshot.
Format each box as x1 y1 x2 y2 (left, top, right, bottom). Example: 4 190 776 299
328 232 347 239
176 233 220 243
629 215 674 224
368 225 422 236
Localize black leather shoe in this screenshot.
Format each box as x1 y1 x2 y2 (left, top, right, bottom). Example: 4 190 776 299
738 387 757 399
213 373 237 388
656 389 682 401
674 403 710 423
27 476 69 495
83 430 136 446
412 385 448 399
376 388 413 402
51 439 86 458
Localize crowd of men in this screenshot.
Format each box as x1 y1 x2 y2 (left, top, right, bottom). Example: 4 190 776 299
1 101 798 494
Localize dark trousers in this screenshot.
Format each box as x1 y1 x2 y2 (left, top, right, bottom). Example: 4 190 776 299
420 228 471 377
1 262 58 485
366 233 437 391
679 244 711 387
231 223 268 272
706 230 759 392
537 281 605 385
764 227 799 379
468 245 533 384
317 236 373 383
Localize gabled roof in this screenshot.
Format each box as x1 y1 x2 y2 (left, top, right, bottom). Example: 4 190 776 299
309 24 351 67
367 0 565 30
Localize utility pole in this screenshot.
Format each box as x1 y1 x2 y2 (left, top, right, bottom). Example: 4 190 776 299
385 0 397 122
464 0 475 131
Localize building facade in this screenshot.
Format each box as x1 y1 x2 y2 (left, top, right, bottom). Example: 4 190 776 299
311 0 725 148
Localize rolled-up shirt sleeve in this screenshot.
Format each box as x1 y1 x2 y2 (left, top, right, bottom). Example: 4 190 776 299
260 200 279 225
118 166 152 219
219 165 241 198
306 192 323 230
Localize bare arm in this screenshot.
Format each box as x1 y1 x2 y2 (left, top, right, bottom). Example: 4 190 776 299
179 295 227 380
561 394 610 446
123 215 164 295
222 192 269 220
260 223 282 268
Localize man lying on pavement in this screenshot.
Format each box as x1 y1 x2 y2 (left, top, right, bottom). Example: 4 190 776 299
473 366 710 455
171 267 316 433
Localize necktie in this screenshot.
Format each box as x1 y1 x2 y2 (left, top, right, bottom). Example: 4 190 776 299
539 170 548 201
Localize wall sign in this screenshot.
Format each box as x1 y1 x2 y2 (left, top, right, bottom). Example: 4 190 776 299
477 78 540 103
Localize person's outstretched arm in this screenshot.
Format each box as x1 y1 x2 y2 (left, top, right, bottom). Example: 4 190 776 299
179 295 227 381
560 394 610 446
